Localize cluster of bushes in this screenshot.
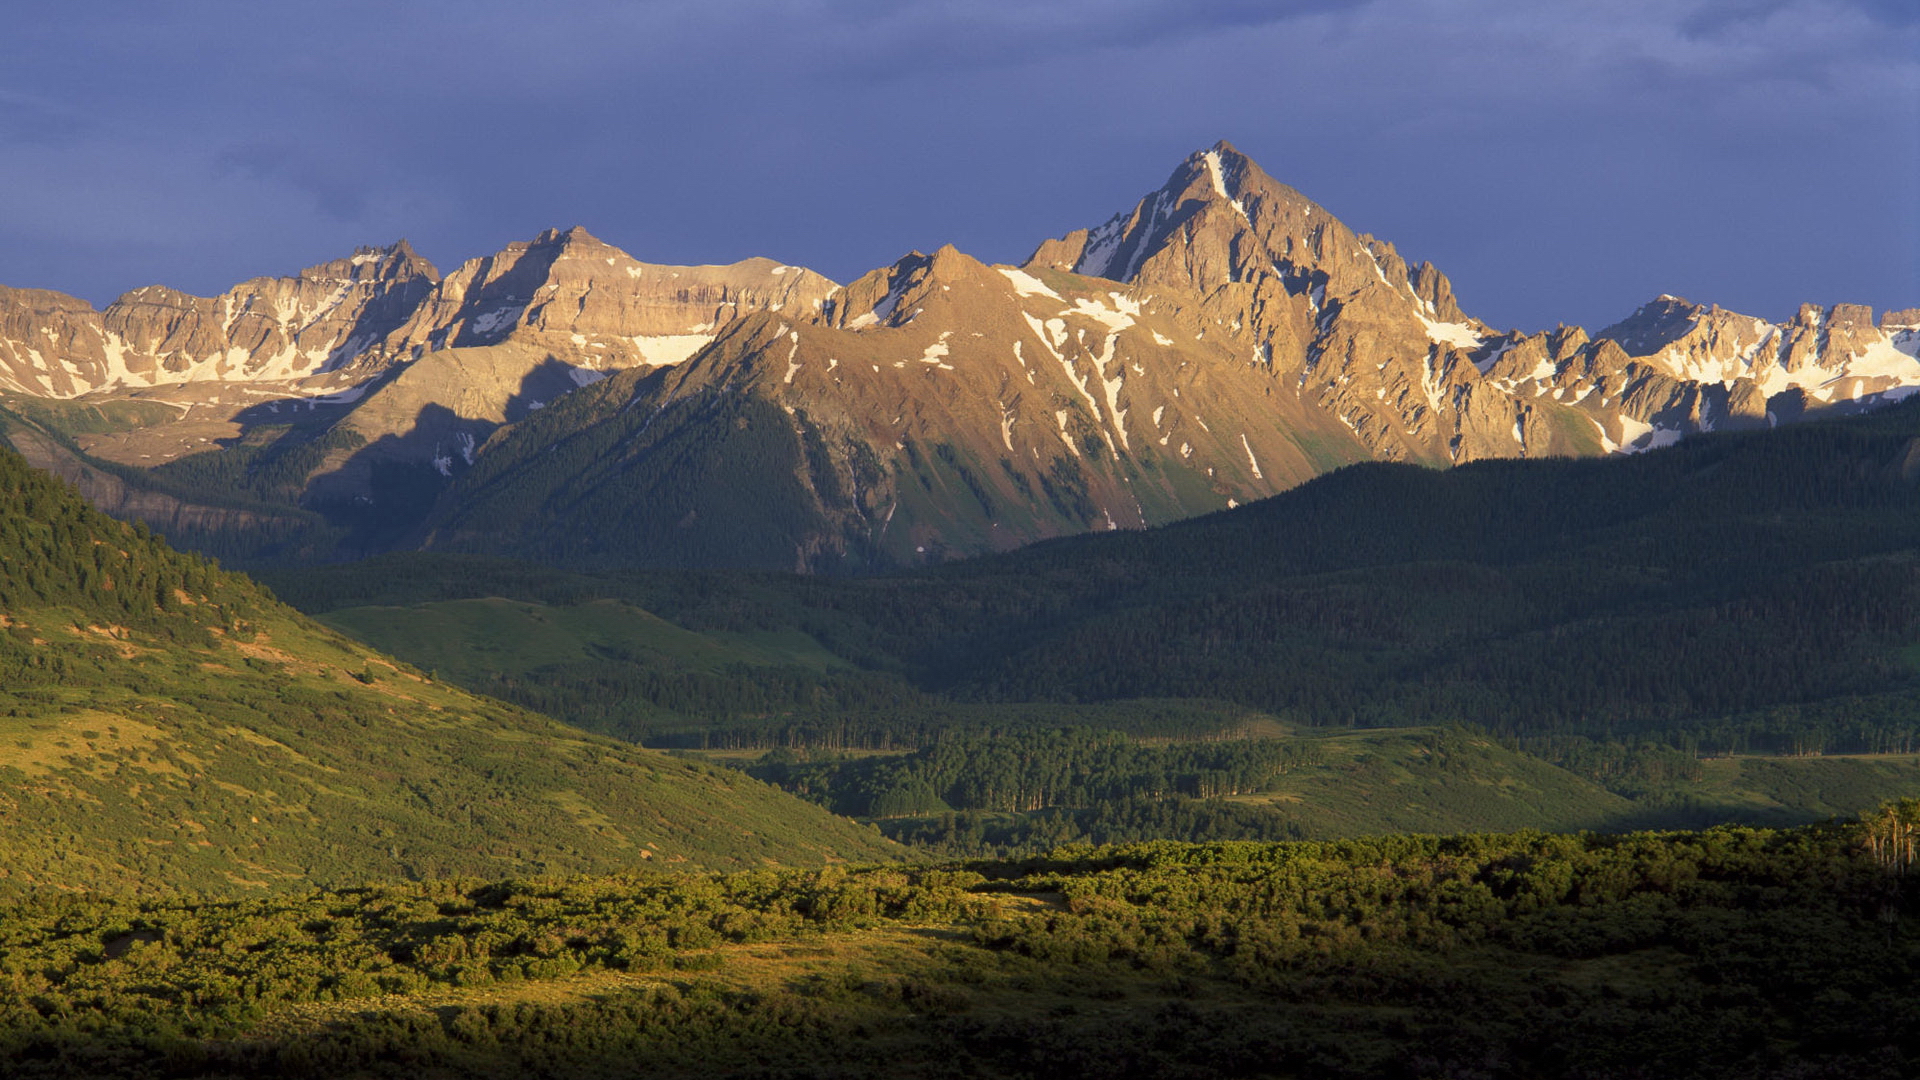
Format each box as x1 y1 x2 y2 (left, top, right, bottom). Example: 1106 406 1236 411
3 810 1915 1078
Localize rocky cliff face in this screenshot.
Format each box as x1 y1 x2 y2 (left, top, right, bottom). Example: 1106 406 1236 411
1026 144 1535 464
419 243 1370 570
0 243 439 398
0 231 840 525
296 230 839 510
1036 142 1918 462
376 226 838 371
0 231 838 404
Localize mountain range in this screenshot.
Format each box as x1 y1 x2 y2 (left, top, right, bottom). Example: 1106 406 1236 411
1 141 1912 570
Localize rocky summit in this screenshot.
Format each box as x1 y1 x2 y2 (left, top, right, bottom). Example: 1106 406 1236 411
0 141 1912 570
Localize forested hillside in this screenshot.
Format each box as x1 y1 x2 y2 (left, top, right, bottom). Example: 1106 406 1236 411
256 402 1920 849
0 444 898 893
278 401 1920 758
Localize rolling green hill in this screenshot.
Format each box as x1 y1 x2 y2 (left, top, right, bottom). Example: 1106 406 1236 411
0 443 898 893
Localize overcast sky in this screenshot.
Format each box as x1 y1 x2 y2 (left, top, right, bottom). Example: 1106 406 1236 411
1 0 1914 332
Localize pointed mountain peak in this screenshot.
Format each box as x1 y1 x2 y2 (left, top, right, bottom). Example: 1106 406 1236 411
339 239 440 282
1185 140 1309 214
1027 140 1329 289
927 242 982 276
531 224 607 250
1595 295 1707 356
828 245 1003 331
1194 140 1258 200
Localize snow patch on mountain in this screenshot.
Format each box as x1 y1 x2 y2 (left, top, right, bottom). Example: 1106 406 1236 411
630 335 712 365
468 305 525 337
1202 149 1251 223
997 267 1061 299
1420 314 1483 351
1069 293 1140 334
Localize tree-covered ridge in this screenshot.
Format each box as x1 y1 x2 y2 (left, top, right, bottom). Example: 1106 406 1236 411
0 403 341 568
735 722 1920 857
274 400 1920 763
0 439 269 652
752 727 1323 817
0 443 899 892
3 811 1915 1078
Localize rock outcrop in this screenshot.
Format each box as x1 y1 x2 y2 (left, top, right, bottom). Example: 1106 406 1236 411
0 243 438 398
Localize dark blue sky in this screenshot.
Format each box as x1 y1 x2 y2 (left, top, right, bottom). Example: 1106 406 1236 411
2 0 1914 333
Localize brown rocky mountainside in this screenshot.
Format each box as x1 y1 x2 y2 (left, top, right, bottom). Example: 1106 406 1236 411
0 141 1911 570
418 245 1369 569
0 243 438 398
1030 143 1919 459
0 231 836 551
373 226 839 372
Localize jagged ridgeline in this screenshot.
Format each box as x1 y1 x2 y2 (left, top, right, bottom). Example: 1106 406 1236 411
0 444 897 893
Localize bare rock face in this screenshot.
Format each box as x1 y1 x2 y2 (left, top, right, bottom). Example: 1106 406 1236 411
0 242 438 398
0 229 837 412
0 287 108 398
299 232 842 502
378 227 838 371
0 229 844 521
1026 142 1571 466
1562 296 1920 441
301 341 604 513
1034 142 1916 463
419 243 1372 570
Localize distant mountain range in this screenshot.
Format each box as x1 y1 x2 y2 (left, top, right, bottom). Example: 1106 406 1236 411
2 141 1912 570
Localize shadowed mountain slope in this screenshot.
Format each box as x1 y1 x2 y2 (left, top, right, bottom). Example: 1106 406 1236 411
276 398 1920 758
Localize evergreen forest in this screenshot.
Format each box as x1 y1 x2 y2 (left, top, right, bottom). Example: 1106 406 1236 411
266 401 1920 849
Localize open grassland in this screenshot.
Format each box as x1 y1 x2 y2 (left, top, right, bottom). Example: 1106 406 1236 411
319 596 849 685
